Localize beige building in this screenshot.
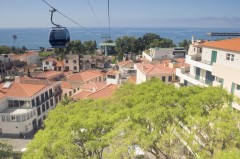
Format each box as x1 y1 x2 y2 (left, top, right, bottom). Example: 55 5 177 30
135 59 188 84
176 38 240 110
64 54 80 73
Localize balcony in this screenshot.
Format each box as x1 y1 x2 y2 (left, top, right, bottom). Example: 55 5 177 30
186 55 212 72
176 68 210 87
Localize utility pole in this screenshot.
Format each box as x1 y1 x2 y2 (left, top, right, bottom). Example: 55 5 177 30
101 34 110 56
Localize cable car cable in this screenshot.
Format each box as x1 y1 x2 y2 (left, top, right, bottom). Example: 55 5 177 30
42 0 95 34
107 0 111 38
86 0 103 30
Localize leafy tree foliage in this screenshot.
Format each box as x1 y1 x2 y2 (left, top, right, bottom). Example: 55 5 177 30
0 141 14 158
23 80 240 159
178 39 191 51
0 45 27 54
115 33 176 59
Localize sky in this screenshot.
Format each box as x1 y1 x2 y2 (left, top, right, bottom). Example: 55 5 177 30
0 0 240 28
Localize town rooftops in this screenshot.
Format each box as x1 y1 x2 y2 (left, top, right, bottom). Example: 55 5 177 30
118 60 134 68
61 81 81 90
201 38 240 52
81 82 107 92
68 70 104 83
0 78 50 98
135 58 188 76
43 57 57 62
35 71 63 80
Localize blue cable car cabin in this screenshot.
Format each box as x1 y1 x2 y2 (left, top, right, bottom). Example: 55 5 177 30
49 27 70 48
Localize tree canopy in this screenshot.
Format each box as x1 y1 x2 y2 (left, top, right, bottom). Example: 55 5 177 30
115 33 176 59
22 80 240 159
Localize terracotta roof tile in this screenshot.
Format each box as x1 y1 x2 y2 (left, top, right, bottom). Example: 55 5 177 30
72 91 92 100
68 70 104 83
118 60 133 67
35 71 62 79
88 84 117 99
0 81 48 98
81 82 107 92
201 38 240 52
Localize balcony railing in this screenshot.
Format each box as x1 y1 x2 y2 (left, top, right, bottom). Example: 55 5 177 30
186 73 213 86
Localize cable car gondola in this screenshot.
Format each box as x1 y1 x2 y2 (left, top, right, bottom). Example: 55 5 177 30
48 9 70 48
49 27 70 48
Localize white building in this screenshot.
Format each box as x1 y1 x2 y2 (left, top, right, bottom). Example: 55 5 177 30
42 58 56 71
0 77 62 137
176 38 240 110
106 70 120 85
142 47 186 62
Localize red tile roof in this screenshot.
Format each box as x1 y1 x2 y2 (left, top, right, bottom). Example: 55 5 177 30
0 81 48 98
201 38 240 52
68 70 104 83
43 57 57 62
72 91 92 100
35 71 63 79
72 84 118 100
118 60 133 67
135 58 188 76
81 82 107 92
88 84 117 99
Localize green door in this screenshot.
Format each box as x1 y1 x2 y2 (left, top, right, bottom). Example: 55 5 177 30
211 51 217 64
195 67 200 80
231 83 235 94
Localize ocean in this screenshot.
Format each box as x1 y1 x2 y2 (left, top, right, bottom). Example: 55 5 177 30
0 27 240 50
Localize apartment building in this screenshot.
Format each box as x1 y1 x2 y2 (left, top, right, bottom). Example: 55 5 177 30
142 47 186 62
135 59 188 84
64 54 80 73
0 77 62 137
176 38 240 110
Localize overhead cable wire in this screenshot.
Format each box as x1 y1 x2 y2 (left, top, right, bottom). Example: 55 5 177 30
107 0 111 38
86 0 103 29
42 0 95 34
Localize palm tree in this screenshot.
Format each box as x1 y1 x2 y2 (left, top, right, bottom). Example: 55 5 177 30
13 35 17 47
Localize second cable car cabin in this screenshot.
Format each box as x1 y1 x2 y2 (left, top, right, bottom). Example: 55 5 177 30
49 27 70 48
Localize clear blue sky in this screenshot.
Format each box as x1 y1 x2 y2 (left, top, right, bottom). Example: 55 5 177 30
0 0 240 28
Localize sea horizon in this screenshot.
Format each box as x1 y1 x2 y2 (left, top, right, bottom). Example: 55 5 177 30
1 27 240 50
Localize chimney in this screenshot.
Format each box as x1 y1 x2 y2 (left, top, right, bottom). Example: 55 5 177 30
15 76 20 83
142 66 146 70
191 36 194 44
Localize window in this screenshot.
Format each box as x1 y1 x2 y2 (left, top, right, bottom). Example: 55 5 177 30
65 60 68 63
226 53 234 61
42 104 46 113
7 116 10 122
175 75 179 81
49 89 53 97
46 101 49 110
168 76 172 82
31 99 35 107
41 94 45 102
45 91 49 99
162 76 166 82
16 116 20 122
36 96 40 106
46 61 49 65
50 98 54 107
11 116 16 121
237 84 240 91
74 66 77 70
22 115 26 121
73 60 77 64
2 116 5 122
37 107 41 116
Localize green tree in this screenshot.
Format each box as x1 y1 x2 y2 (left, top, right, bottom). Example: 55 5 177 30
178 39 191 50
142 33 161 49
149 38 176 48
13 35 17 47
83 40 97 54
22 80 240 159
0 141 14 158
